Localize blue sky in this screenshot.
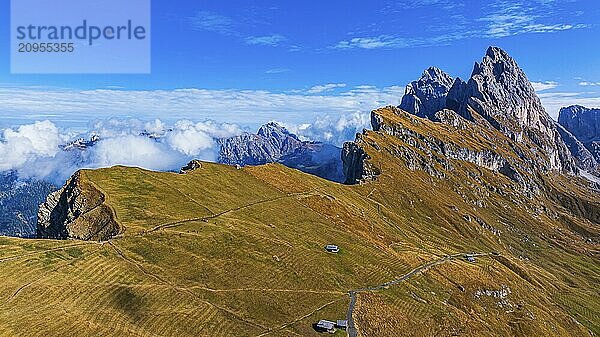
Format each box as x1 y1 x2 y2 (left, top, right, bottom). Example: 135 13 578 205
0 0 599 129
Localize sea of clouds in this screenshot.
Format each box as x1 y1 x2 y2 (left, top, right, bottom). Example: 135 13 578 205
0 112 370 185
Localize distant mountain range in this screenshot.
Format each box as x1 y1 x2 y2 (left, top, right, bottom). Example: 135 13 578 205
218 122 344 182
0 172 56 237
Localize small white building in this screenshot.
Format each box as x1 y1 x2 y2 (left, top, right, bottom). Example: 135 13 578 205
316 320 336 333
325 245 340 253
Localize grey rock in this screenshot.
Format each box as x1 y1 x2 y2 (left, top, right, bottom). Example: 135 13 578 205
218 122 304 166
559 105 600 170
446 78 469 114
370 108 528 187
61 135 100 151
342 136 379 185
446 46 577 174
559 105 600 144
399 67 455 119
556 123 599 174
433 109 470 130
37 171 121 241
179 159 203 174
587 141 600 162
218 122 344 182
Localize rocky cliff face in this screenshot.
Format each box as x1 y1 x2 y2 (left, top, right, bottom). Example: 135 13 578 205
559 105 600 169
451 47 552 133
556 124 599 175
343 46 584 187
37 171 121 241
342 135 379 185
446 47 576 174
559 105 600 143
219 122 344 182
399 67 454 120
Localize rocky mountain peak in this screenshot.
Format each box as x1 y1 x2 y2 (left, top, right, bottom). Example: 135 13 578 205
446 47 576 173
257 122 299 141
485 46 512 61
422 66 452 82
464 46 551 135
218 122 344 182
399 66 454 119
559 105 600 143
352 47 582 183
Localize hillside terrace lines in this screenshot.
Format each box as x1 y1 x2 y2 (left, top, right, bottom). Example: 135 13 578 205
161 227 296 250
0 245 102 307
137 170 217 216
138 190 320 235
107 240 270 332
0 241 96 264
190 286 346 295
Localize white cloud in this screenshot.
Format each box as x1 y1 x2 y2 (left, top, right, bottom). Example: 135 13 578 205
333 1 589 50
0 118 247 184
279 111 370 145
0 86 403 128
531 81 558 92
265 68 290 74
246 34 287 46
90 136 185 172
307 83 347 94
334 36 408 50
579 81 600 86
189 11 236 35
0 121 63 171
478 3 589 38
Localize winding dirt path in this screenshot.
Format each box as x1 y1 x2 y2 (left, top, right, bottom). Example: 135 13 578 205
345 252 493 337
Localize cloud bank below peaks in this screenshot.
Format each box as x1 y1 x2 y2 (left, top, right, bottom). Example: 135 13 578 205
0 112 368 185
0 119 243 184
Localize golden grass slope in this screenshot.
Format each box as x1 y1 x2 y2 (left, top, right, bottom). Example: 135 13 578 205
0 108 598 337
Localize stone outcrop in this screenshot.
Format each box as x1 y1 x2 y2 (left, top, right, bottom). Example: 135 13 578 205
556 124 599 174
180 160 203 174
342 137 379 185
433 109 470 130
37 171 121 241
399 67 454 119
